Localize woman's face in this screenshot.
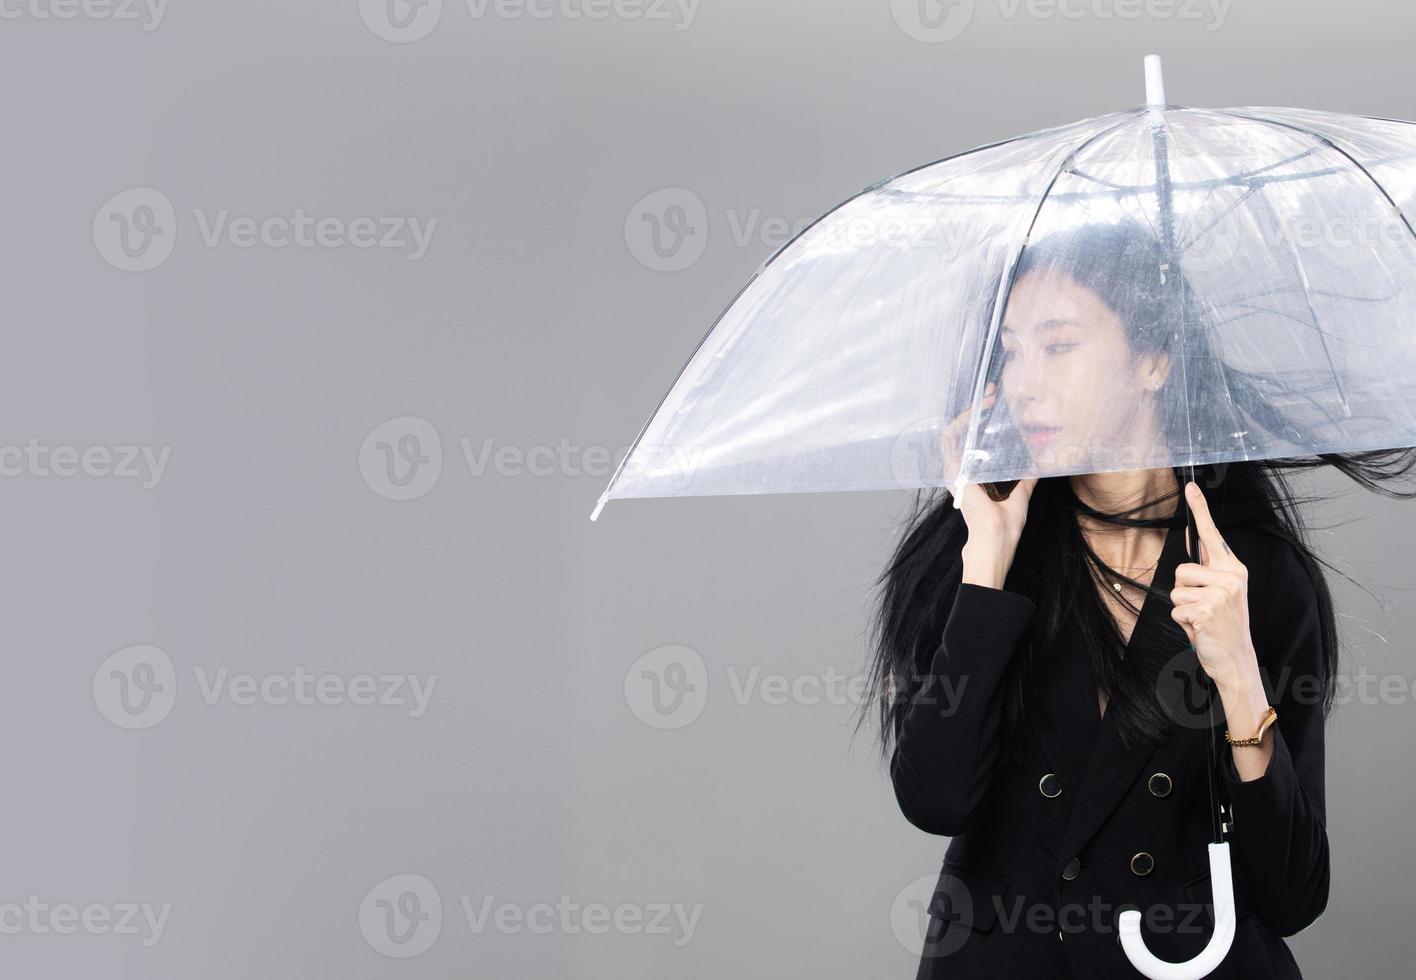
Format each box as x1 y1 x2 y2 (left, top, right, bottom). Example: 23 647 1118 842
998 270 1171 472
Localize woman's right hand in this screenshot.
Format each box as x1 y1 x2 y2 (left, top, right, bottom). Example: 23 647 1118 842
941 381 1039 589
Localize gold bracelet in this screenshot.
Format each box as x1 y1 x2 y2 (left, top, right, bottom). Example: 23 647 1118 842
1225 705 1278 746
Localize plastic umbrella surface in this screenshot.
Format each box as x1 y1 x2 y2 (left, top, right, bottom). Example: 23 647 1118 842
592 57 1416 521
593 56 1403 979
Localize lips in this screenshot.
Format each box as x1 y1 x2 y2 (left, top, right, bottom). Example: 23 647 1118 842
1021 425 1061 450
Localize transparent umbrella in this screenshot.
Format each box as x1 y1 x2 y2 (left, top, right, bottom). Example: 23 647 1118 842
592 56 1416 523
593 55 1416 978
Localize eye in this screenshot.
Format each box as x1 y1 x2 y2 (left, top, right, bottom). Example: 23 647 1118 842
1046 343 1079 355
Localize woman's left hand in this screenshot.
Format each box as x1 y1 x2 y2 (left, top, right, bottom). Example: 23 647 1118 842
1169 480 1261 694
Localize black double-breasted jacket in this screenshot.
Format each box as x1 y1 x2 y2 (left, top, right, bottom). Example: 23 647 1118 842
890 509 1330 978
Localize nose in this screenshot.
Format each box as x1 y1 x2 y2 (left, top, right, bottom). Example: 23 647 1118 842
1003 350 1047 407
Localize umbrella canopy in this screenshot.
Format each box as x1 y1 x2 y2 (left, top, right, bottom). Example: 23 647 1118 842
593 55 1396 979
592 57 1416 521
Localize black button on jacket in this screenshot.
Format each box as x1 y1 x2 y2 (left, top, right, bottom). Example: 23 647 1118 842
891 515 1329 978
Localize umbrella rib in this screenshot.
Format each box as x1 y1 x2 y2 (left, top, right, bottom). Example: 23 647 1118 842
1174 184 1263 256
1215 109 1416 422
592 113 1137 517
954 109 1147 494
1066 144 1319 195
874 163 1347 210
1215 109 1416 253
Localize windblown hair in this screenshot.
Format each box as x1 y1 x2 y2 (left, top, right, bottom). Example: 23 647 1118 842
857 218 1416 764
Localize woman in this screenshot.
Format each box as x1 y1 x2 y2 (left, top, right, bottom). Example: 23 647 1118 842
860 220 1416 978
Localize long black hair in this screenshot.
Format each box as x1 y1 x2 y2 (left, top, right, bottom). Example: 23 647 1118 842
858 218 1416 764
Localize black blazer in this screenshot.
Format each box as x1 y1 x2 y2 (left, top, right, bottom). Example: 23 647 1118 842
891 513 1329 978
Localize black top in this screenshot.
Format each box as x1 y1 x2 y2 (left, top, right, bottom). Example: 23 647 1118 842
890 512 1329 979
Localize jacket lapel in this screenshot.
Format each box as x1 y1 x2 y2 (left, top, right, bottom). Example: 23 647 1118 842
1044 505 1194 861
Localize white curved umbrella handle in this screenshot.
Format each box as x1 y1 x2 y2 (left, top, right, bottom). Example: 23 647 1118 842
1118 841 1235 980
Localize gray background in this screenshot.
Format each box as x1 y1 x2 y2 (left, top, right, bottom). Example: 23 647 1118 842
2 0 1414 976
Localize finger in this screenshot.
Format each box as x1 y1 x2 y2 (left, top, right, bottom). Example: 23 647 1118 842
1184 481 1232 568
942 383 996 442
1170 602 1214 636
1168 605 1198 643
1173 562 1229 588
1168 586 1208 606
947 383 997 432
940 385 1000 475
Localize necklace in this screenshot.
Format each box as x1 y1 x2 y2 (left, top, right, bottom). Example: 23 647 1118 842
1109 547 1162 593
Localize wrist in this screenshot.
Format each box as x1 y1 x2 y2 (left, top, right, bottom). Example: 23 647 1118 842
1211 642 1261 697
1219 673 1272 736
960 545 1010 589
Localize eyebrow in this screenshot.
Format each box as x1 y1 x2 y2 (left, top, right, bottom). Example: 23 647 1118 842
1001 318 1085 336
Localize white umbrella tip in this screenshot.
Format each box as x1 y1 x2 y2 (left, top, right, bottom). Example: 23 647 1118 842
589 496 607 522
950 474 966 507
1143 55 1166 107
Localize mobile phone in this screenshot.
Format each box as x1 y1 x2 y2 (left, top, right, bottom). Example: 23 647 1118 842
979 346 1017 501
